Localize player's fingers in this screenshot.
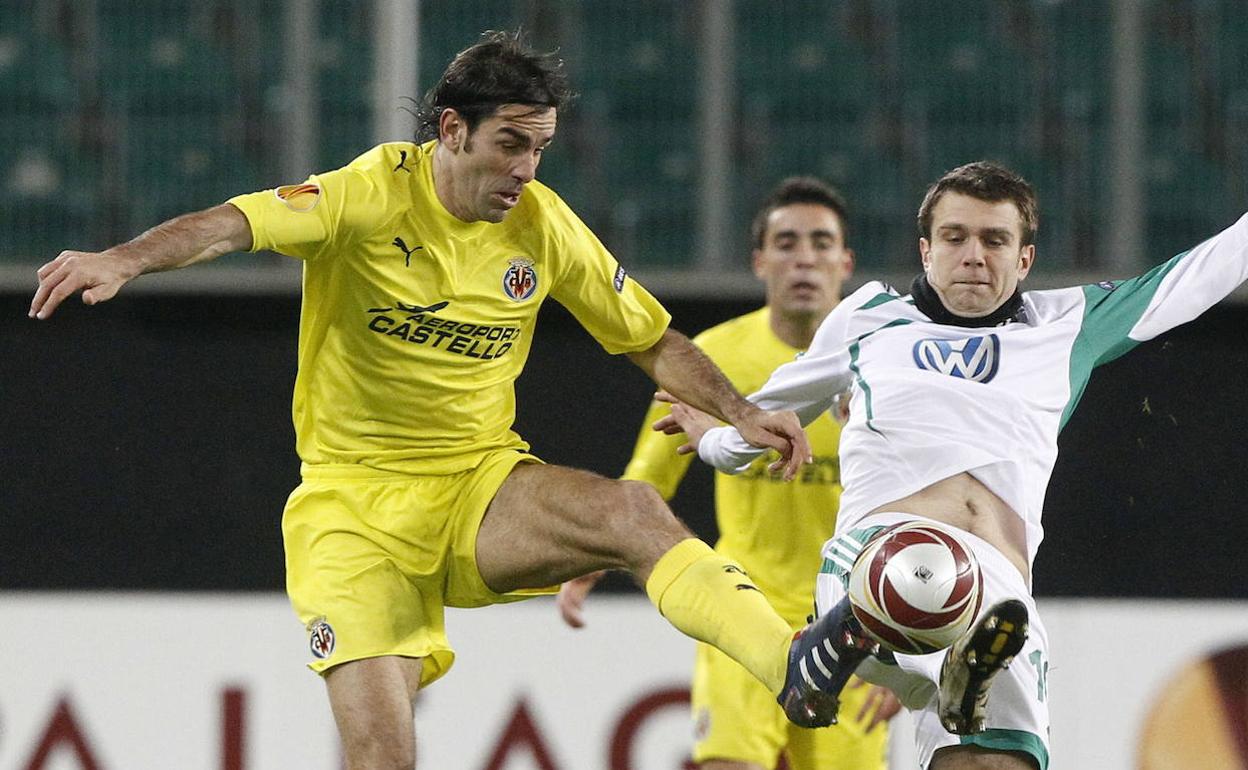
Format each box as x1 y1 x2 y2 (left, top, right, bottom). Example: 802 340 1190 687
82 280 122 306
763 437 803 481
35 251 72 280
652 414 681 433
30 268 74 319
784 422 813 466
675 442 696 455
37 272 90 319
784 453 803 481
29 265 66 316
653 390 677 404
562 606 586 628
555 593 586 628
866 700 890 732
856 690 875 724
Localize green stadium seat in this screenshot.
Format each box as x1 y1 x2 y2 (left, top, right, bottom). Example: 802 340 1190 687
317 0 374 111
123 117 257 228
96 0 239 113
0 17 75 113
0 104 103 263
316 110 372 171
0 194 94 263
735 0 874 118
576 2 697 118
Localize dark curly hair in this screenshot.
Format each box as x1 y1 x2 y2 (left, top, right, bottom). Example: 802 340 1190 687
415 30 573 142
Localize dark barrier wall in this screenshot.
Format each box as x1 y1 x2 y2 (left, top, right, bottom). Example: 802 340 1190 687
3 290 1247 597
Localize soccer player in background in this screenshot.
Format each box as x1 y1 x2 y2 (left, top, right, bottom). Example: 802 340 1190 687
557 177 900 770
27 31 853 769
659 161 1248 769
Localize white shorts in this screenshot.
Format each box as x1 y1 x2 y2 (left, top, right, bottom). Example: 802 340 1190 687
815 512 1051 770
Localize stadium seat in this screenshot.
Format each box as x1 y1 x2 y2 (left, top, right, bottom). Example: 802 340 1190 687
123 117 257 228
316 107 373 171
735 0 874 119
0 15 75 114
317 0 373 112
576 2 696 119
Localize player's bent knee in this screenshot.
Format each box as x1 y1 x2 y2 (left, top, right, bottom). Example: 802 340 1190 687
613 479 686 533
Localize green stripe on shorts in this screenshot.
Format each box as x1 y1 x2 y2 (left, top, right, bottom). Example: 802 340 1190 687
958 728 1049 770
818 524 887 587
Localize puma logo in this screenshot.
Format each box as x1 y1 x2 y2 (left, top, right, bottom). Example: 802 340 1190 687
393 236 423 267
393 150 412 173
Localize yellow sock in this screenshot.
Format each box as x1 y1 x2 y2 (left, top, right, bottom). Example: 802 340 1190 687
645 538 793 693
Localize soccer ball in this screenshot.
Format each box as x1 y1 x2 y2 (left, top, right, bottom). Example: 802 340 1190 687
846 521 983 655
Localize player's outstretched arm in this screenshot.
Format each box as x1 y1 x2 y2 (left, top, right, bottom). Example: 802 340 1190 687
29 203 253 320
628 329 811 480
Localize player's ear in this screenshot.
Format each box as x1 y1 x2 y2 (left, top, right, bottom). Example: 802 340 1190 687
1017 244 1035 279
439 109 466 150
751 248 767 280
919 238 932 272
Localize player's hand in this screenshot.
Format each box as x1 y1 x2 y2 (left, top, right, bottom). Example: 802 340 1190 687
556 570 606 629
732 406 811 481
849 678 902 733
30 249 140 319
651 392 719 456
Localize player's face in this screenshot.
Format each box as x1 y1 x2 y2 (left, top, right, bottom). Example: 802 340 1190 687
442 104 557 223
753 203 854 320
919 192 1035 317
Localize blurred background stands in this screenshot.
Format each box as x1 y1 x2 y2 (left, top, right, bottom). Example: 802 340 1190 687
1 0 1246 287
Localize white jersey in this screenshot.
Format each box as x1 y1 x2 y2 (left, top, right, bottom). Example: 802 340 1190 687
701 212 1248 570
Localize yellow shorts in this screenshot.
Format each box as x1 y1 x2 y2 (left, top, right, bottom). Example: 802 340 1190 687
691 640 888 769
283 449 552 686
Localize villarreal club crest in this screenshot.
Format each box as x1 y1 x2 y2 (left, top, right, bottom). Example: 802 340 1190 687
503 257 538 301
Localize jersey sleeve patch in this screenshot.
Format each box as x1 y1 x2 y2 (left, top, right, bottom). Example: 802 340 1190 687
613 264 627 293
274 183 322 212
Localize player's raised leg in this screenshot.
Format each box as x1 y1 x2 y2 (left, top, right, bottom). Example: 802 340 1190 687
324 655 425 770
475 462 795 695
937 598 1029 735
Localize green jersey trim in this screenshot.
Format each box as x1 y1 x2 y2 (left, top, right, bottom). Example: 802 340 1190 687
859 292 905 311
849 319 914 433
1060 252 1187 430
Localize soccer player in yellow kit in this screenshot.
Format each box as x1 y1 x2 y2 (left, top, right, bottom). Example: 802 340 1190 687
559 178 900 770
28 32 848 769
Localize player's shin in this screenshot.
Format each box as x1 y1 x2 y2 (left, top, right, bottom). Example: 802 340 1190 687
644 538 792 693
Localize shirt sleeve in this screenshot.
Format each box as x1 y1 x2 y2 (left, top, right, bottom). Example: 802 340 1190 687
698 291 862 473
545 198 671 355
1077 210 1248 367
226 160 387 261
620 397 694 499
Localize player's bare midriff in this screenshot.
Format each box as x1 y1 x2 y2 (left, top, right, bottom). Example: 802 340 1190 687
870 472 1030 582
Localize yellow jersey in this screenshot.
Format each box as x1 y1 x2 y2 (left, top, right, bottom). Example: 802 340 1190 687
623 307 843 623
229 141 670 475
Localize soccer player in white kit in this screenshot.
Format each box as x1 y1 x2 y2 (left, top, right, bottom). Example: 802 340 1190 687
661 161 1248 770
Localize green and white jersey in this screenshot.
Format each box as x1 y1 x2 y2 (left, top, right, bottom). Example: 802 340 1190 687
701 212 1248 569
